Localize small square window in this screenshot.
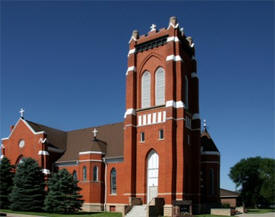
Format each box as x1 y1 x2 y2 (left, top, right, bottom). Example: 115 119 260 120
141 132 145 142
159 129 164 140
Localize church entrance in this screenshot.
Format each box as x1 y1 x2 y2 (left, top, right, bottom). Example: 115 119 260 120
147 150 159 204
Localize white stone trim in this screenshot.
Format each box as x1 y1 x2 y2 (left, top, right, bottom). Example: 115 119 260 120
79 151 105 155
165 100 185 108
38 150 49 156
2 118 45 141
128 48 136 56
128 36 137 44
79 159 103 163
166 55 183 62
126 66 136 75
191 72 198 78
192 113 200 120
167 36 179 42
137 111 166 126
1 144 5 149
168 22 179 29
39 138 47 144
124 108 136 118
176 101 184 108
166 117 185 121
42 169 50 175
201 151 220 156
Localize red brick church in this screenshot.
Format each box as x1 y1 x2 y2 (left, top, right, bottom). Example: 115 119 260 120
1 17 220 216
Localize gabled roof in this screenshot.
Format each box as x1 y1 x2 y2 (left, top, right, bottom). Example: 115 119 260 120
25 120 66 151
3 118 124 161
58 122 124 162
220 188 240 198
201 129 219 152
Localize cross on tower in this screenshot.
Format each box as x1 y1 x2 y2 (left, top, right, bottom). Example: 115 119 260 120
203 119 207 130
150 24 156 32
19 108 24 118
93 128 98 138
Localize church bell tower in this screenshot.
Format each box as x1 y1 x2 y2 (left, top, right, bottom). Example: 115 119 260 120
123 16 201 215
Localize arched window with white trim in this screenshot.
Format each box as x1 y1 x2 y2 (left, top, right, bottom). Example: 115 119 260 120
142 71 151 108
93 166 98 182
185 76 189 109
155 67 165 105
110 168 117 194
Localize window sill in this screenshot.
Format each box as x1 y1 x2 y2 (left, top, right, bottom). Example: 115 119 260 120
136 104 165 112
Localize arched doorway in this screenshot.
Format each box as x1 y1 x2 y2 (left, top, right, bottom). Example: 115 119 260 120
147 150 159 203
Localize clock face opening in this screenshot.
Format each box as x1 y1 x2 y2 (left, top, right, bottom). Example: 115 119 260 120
18 140 25 148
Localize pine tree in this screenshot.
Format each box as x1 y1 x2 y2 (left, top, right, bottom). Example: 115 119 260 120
44 168 83 213
0 157 14 209
9 157 45 211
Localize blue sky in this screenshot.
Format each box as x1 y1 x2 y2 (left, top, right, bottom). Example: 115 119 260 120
1 1 274 191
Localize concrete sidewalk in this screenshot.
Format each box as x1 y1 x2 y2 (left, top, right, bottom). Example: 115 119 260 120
236 212 275 217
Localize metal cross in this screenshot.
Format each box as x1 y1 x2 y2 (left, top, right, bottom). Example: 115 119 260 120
203 119 207 130
19 108 24 118
93 128 98 138
150 24 156 32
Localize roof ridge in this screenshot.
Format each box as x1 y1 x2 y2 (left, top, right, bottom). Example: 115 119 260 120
67 121 123 133
25 120 66 132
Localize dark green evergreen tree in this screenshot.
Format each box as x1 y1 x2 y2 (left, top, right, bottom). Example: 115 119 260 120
9 157 45 211
0 157 14 209
44 168 83 213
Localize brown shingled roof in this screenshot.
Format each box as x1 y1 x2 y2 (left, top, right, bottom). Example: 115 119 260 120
57 122 124 162
201 129 219 152
25 120 66 151
220 188 240 198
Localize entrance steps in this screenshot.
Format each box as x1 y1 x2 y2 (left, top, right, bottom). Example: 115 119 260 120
126 205 147 217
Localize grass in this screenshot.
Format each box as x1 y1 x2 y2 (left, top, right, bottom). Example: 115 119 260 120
247 208 275 214
195 215 230 217
0 209 122 217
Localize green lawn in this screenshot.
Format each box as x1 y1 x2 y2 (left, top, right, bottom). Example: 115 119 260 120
247 208 275 214
195 215 230 217
0 209 122 217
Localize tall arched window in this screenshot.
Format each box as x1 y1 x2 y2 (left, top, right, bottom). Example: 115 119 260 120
73 170 77 180
155 67 165 105
93 166 98 182
142 71 151 108
110 168 117 194
210 168 214 195
185 76 189 109
83 166 87 181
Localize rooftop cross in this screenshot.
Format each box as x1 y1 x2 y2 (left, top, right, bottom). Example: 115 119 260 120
150 24 156 32
19 108 24 118
203 119 207 130
93 128 98 138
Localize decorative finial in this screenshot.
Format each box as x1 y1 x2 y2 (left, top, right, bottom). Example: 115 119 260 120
186 36 195 48
19 108 24 118
129 30 139 44
132 30 139 40
168 16 179 29
150 24 156 32
180 27 185 36
203 119 207 130
93 128 98 139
